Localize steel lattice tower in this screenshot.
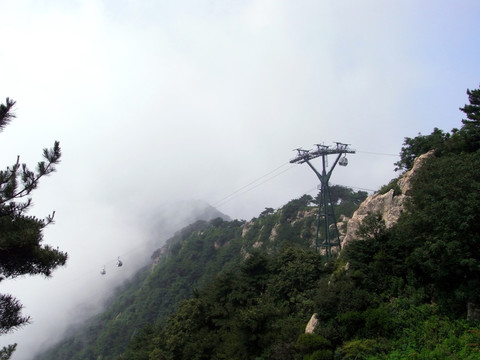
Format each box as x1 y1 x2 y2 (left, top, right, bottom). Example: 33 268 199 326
290 142 355 258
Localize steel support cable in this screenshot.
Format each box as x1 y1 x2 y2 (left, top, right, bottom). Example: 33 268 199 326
213 164 296 208
64 150 393 280
211 162 292 205
66 163 296 281
304 184 376 195
357 150 399 157
116 150 388 276
213 149 393 209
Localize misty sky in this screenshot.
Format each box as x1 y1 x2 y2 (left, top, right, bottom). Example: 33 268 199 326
1 1 480 358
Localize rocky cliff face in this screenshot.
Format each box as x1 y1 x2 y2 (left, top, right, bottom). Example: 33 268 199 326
341 151 433 246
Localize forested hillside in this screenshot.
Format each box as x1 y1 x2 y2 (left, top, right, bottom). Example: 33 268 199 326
36 86 480 359
36 185 364 360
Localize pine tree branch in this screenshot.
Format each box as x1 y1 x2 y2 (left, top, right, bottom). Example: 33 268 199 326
0 142 61 205
0 294 30 334
0 344 17 360
0 98 16 133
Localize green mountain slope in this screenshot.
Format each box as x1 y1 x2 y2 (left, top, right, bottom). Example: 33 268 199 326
36 85 480 360
111 140 480 360
36 189 363 360
37 155 480 359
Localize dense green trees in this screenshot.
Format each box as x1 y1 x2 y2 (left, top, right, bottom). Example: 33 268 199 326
117 247 326 360
394 127 449 171
397 151 480 315
459 87 480 152
388 84 480 315
395 84 480 172
323 185 368 217
38 187 368 360
0 98 66 355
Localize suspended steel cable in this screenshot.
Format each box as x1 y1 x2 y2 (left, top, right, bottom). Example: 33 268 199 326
213 148 392 209
58 148 394 280
212 162 295 208
357 150 399 157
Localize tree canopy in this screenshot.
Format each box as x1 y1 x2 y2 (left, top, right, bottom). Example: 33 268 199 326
395 84 480 172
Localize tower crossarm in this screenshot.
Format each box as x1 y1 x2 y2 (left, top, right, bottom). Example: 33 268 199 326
309 143 356 157
290 148 317 164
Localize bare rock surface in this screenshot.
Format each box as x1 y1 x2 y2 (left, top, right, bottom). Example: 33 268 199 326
342 151 433 246
305 313 319 334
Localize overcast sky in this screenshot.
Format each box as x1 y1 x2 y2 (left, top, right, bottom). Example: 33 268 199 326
1 1 480 358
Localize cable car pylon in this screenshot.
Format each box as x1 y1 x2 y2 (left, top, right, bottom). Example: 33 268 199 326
290 142 355 258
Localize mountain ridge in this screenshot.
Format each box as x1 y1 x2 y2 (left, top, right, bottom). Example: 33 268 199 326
36 144 480 359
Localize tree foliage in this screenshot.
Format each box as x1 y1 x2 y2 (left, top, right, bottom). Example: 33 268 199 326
0 98 66 356
395 84 480 172
394 127 449 172
38 188 369 360
398 151 480 314
0 344 16 360
459 86 480 152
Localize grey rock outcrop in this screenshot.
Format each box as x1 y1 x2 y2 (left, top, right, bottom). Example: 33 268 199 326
305 313 319 334
342 151 433 246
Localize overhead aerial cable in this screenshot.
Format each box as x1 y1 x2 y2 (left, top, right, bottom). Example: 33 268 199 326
94 147 391 278
357 150 399 157
211 148 393 210
212 161 295 208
